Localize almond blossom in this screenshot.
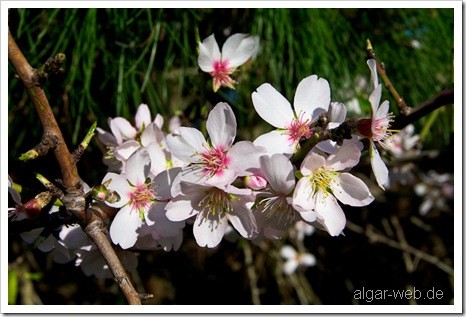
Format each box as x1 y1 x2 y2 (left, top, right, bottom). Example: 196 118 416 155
96 103 165 172
102 148 184 249
198 33 258 92
280 245 316 275
166 102 264 191
292 140 374 236
253 154 301 240
252 75 331 156
165 182 258 248
356 59 394 190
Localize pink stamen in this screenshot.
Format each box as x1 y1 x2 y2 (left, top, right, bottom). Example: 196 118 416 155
210 60 235 91
200 146 230 177
286 117 312 144
129 184 155 213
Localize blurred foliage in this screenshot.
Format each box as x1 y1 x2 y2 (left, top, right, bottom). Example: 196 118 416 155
8 8 454 305
8 9 453 156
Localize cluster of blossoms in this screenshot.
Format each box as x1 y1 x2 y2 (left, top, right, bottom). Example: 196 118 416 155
9 32 411 278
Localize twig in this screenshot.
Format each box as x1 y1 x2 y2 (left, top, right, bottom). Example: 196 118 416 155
9 27 148 304
391 216 414 273
367 39 411 116
392 88 453 130
346 221 453 277
242 242 261 305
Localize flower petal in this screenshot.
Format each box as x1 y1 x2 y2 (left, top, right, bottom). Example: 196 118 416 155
102 173 131 208
165 194 201 222
147 203 185 237
315 191 346 236
253 130 295 156
325 140 361 171
96 127 117 147
153 167 181 200
292 177 316 212
260 154 295 195
109 206 142 249
198 34 221 72
332 173 374 207
193 211 228 248
284 260 299 275
294 75 330 122
115 140 140 161
228 141 265 175
252 83 294 128
166 127 206 163
300 152 325 176
280 245 297 259
146 142 166 177
135 103 151 130
300 254 316 267
140 122 165 147
206 102 236 149
367 59 378 89
228 201 258 239
221 33 256 68
110 117 137 142
328 101 347 124
369 84 382 116
376 100 390 120
370 143 389 190
125 148 151 186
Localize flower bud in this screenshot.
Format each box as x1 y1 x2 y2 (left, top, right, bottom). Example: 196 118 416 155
91 184 108 202
20 192 52 219
244 175 267 190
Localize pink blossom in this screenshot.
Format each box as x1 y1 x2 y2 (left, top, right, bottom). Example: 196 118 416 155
166 102 264 191
280 245 316 275
253 154 301 240
252 75 331 156
103 149 183 249
356 59 394 190
198 33 258 92
292 140 374 236
165 182 257 248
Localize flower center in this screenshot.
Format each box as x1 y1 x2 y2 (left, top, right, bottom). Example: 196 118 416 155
260 194 297 226
129 184 155 214
210 60 235 91
372 113 394 143
309 167 338 196
200 146 230 177
198 187 233 220
287 118 312 144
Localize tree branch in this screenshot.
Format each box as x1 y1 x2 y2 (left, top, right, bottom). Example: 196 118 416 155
392 88 454 130
8 27 149 304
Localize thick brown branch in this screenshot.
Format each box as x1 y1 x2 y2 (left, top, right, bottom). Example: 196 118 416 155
9 28 80 194
85 220 153 305
9 27 144 305
392 88 453 130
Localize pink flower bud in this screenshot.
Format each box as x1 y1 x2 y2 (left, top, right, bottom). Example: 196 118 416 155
244 175 267 190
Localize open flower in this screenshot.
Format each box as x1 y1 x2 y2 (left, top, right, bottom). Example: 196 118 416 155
102 149 182 249
356 60 394 190
198 33 258 92
166 102 264 190
253 154 301 240
292 140 374 236
96 103 165 172
252 75 331 156
165 182 257 248
280 245 316 275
